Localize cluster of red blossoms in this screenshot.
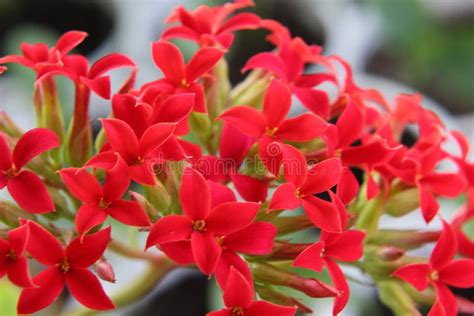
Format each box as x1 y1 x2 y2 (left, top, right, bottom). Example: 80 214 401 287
1 1 473 315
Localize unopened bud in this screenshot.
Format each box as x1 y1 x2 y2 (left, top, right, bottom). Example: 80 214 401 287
0 201 37 227
378 246 405 261
94 258 116 283
230 69 270 108
252 263 339 298
204 59 231 120
368 229 440 249
0 112 22 137
256 284 312 314
377 281 421 316
268 242 311 260
386 187 420 217
130 191 159 221
272 215 314 236
144 181 172 216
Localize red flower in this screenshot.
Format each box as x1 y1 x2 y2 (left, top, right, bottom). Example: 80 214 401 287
162 0 260 49
243 26 335 118
293 230 366 315
150 40 224 112
90 118 176 185
60 154 151 237
0 128 59 213
269 145 345 233
17 221 114 314
0 31 87 72
219 79 327 175
0 223 34 287
393 220 474 316
146 168 260 275
208 267 296 316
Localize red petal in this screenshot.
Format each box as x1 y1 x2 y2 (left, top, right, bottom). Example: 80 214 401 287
154 93 194 125
7 224 29 256
439 259 474 288
75 205 107 238
217 12 261 33
224 222 277 255
26 221 64 265
208 180 237 208
277 113 327 141
215 251 252 290
191 231 222 275
130 163 156 185
232 174 268 202
101 118 139 162
392 263 430 291
7 257 34 287
262 79 291 128
107 200 151 227
146 215 192 248
206 202 259 235
161 26 199 42
223 266 253 308
335 100 363 148
54 31 88 55
180 168 211 220
66 268 114 310
8 170 55 213
207 309 231 316
152 41 185 84
420 173 467 197
185 47 224 82
12 128 60 169
159 241 195 265
301 195 342 233
81 75 111 99
302 158 342 194
17 268 64 314
268 182 300 211
430 283 457 316
242 52 288 80
420 186 439 223
281 144 307 187
67 227 111 267
325 230 365 262
293 242 325 272
182 83 207 112
218 106 266 138
246 301 296 316
325 259 350 315
139 123 176 157
219 122 252 164
0 135 12 170
431 220 457 269
258 137 284 176
59 168 102 204
102 154 131 202
337 167 359 204
293 87 330 119
87 53 135 79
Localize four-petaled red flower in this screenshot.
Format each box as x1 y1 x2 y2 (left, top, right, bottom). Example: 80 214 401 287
393 220 474 316
60 154 151 238
17 221 114 314
207 267 296 316
146 168 260 275
269 145 345 233
0 223 34 287
219 78 327 176
293 230 366 315
0 128 59 213
149 40 224 113
162 0 260 49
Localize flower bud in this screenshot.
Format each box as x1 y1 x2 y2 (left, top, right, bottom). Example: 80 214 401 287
377 281 421 316
272 215 314 236
0 112 22 137
268 241 311 260
377 246 405 261
130 191 159 221
256 284 313 314
204 59 231 120
368 229 440 249
144 180 172 216
385 187 420 217
230 69 270 108
0 201 37 227
94 258 116 283
252 263 339 298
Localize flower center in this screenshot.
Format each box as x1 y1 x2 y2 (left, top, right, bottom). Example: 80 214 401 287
215 236 225 246
5 167 18 179
320 247 325 258
231 306 244 316
429 270 439 281
98 198 111 210
266 127 278 137
58 258 71 273
295 188 305 199
192 220 206 232
181 79 190 88
6 249 17 261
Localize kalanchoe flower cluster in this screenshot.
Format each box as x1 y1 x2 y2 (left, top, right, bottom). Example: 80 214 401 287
0 1 473 315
